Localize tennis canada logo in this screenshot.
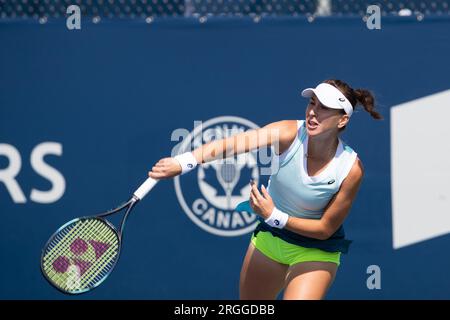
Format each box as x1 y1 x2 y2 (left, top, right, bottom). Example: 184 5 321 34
174 116 268 237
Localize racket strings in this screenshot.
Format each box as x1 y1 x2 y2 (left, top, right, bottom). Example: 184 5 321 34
43 220 106 287
45 222 118 292
44 220 109 274
43 221 89 280
44 225 88 289
44 221 90 264
42 218 119 293
45 221 114 284
77 224 118 289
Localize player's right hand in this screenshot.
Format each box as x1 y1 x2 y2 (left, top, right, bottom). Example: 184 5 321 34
148 157 182 179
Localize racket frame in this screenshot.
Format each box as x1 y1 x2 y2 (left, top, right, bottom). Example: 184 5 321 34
40 197 138 295
41 177 157 295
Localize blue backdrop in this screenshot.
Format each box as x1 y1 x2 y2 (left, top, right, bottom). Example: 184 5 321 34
1 16 450 299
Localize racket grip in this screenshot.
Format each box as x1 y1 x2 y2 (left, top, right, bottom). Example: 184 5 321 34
133 177 158 200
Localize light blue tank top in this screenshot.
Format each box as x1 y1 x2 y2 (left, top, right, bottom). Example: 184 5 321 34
267 120 358 220
236 120 357 253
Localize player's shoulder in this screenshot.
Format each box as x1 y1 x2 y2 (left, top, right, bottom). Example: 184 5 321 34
262 120 300 143
348 157 365 181
262 119 303 133
339 157 364 193
263 119 298 129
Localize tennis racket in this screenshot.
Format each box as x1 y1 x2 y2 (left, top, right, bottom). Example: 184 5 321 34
40 177 158 294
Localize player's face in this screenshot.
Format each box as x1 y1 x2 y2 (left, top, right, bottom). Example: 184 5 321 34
305 95 348 136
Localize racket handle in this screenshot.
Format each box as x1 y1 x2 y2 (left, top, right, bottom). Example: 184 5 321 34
133 177 158 200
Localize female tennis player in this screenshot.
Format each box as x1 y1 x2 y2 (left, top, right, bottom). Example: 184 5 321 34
149 79 382 300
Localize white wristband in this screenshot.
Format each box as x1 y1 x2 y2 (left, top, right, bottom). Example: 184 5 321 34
265 207 289 229
174 152 198 175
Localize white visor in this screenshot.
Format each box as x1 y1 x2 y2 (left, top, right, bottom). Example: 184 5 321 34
301 83 353 117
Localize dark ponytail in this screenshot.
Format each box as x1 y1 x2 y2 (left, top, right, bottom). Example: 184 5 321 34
353 88 383 120
323 79 383 120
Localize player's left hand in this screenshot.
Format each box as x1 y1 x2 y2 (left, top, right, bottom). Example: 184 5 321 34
249 180 274 220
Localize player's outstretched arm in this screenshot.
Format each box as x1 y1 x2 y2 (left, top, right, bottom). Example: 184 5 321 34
148 120 297 179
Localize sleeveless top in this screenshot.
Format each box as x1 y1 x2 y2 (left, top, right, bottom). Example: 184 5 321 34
237 120 357 253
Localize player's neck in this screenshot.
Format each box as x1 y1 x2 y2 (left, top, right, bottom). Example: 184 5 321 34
306 133 339 161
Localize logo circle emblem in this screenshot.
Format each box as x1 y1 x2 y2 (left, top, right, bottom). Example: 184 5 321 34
174 116 261 237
